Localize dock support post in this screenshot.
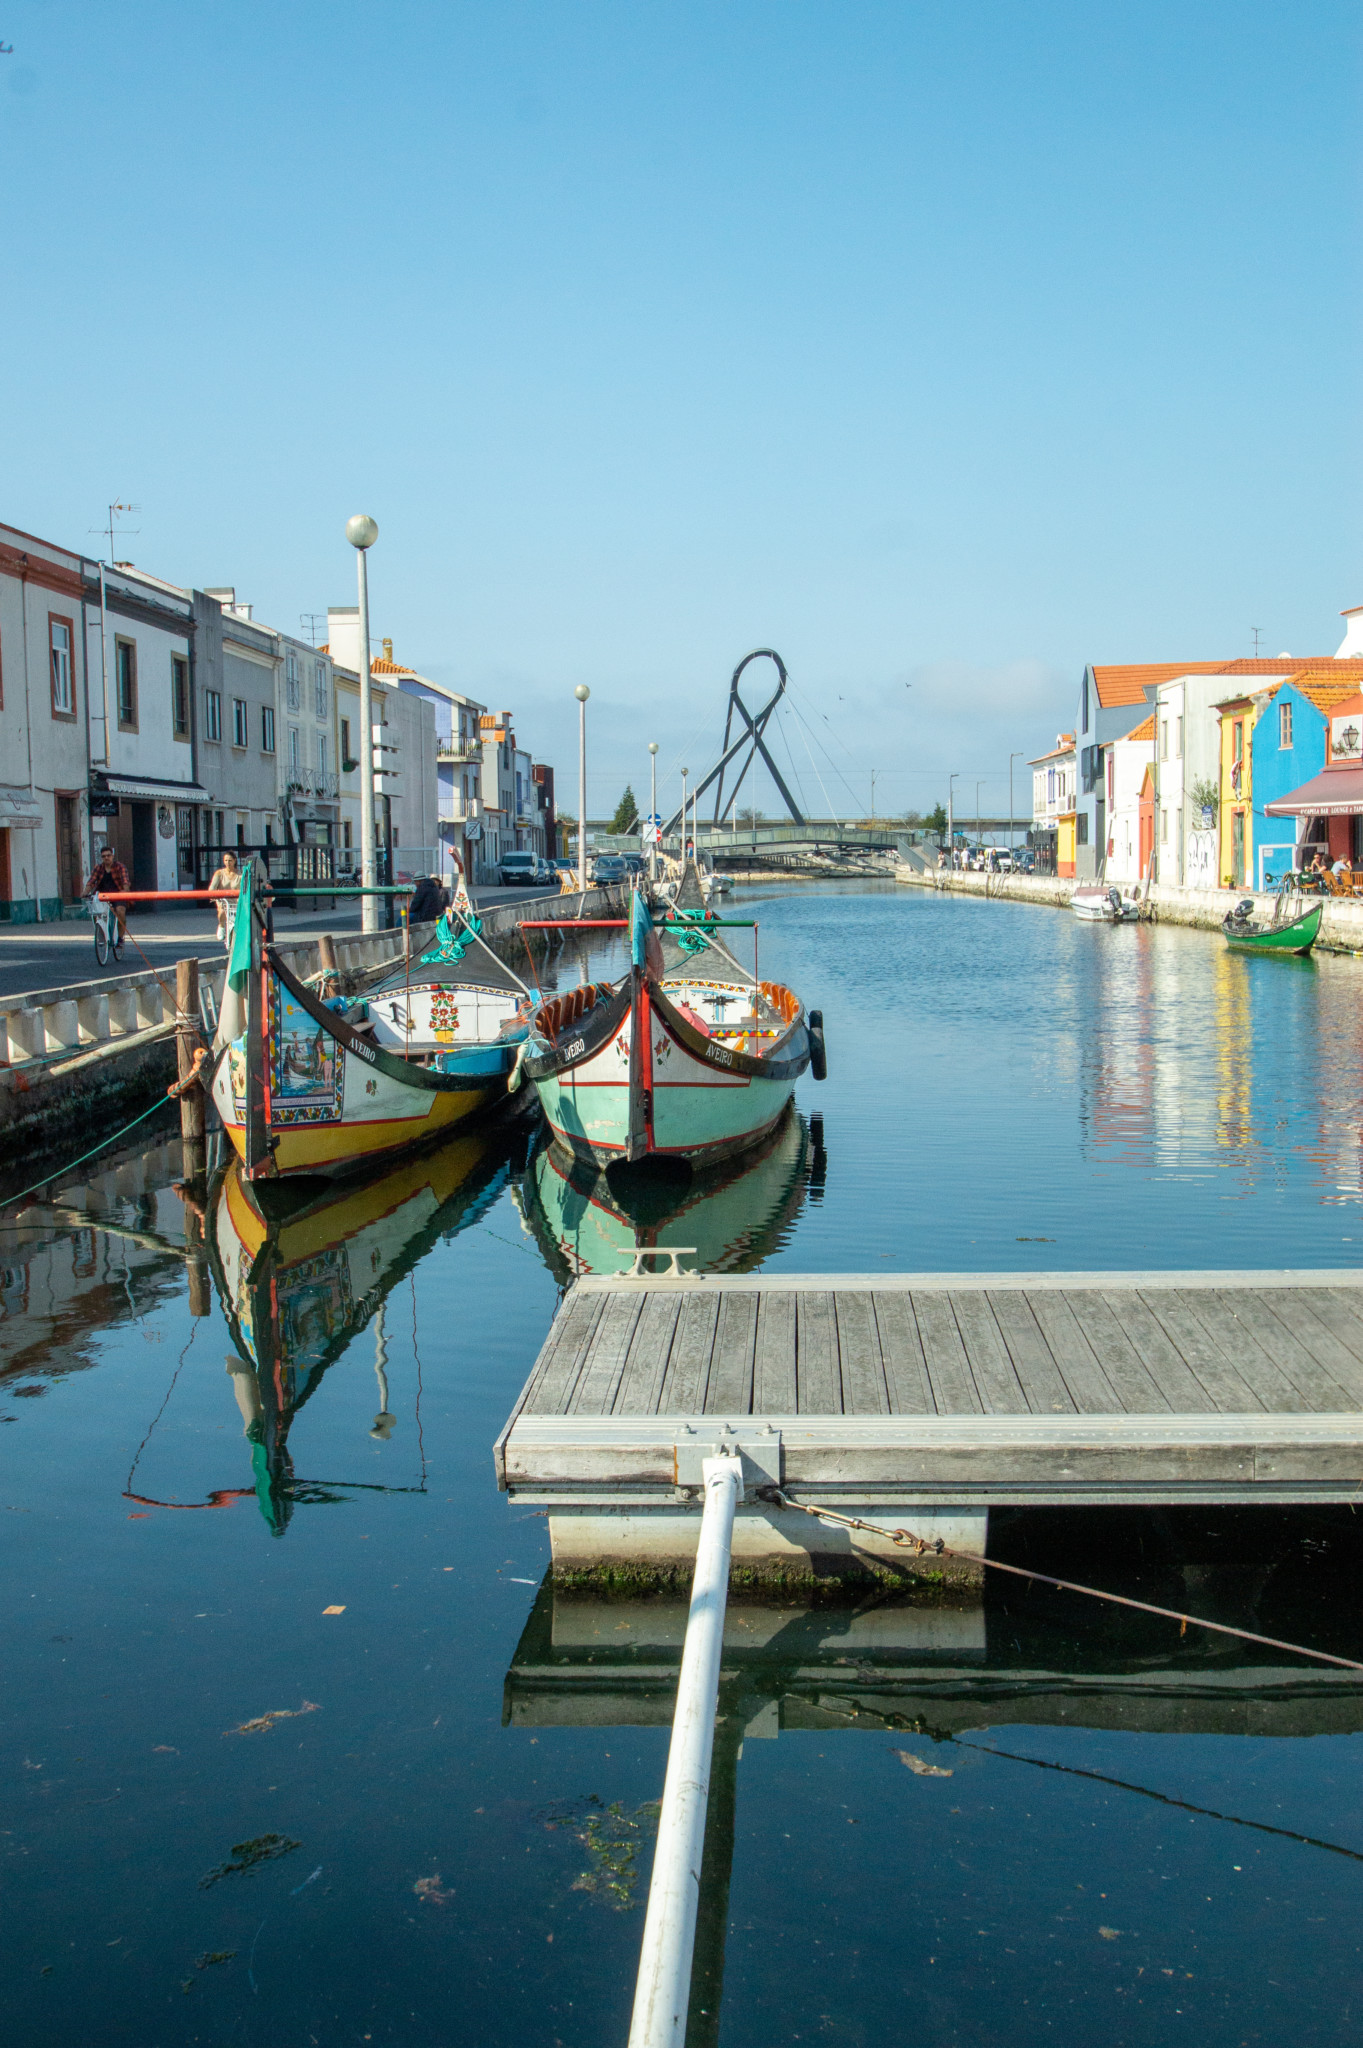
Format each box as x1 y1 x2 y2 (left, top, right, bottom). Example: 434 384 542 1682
628 1454 741 2048
176 958 206 1185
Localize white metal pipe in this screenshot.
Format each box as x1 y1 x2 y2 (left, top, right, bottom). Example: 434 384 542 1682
628 1453 741 2048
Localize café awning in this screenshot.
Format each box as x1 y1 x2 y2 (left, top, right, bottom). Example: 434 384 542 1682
99 775 212 803
1265 767 1363 818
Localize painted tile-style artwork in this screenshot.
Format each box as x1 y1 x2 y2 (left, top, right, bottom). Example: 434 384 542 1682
269 982 344 1125
430 990 460 1043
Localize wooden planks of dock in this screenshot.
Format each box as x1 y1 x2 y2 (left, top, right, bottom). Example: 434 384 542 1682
496 1271 1363 1513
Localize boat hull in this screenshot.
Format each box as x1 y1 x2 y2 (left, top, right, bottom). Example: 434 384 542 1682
525 977 810 1168
1223 902 1323 955
210 949 512 1180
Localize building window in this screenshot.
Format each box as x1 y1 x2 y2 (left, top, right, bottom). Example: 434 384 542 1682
314 664 328 720
1160 808 1168 843
341 717 351 767
285 651 300 710
236 818 246 847
1280 701 1293 748
1175 716 1183 758
172 654 190 738
265 821 274 846
1232 719 1244 764
204 689 222 742
1076 813 1089 846
343 820 352 851
232 698 248 748
317 734 328 783
1160 720 1168 762
115 638 138 729
261 705 276 752
50 616 75 717
289 727 300 773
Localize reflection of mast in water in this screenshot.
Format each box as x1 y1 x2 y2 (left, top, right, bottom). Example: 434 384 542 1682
371 1304 396 1440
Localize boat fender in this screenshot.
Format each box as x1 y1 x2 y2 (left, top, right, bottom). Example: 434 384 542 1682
507 1041 528 1094
808 1009 827 1082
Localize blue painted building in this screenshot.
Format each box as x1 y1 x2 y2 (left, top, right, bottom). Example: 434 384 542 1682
1235 674 1363 887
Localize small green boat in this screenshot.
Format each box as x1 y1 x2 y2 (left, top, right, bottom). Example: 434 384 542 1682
1222 897 1323 955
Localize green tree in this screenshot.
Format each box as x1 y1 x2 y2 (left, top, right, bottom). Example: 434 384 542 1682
610 786 639 834
923 802 948 837
736 806 766 826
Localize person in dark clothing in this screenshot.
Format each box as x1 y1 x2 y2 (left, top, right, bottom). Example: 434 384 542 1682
407 874 447 924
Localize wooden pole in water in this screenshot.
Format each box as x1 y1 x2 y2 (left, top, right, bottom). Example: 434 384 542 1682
317 930 338 991
176 957 206 1185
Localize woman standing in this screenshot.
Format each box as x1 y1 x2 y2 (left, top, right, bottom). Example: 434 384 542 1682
208 849 241 952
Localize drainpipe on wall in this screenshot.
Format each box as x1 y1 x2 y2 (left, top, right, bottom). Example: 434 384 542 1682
18 556 40 920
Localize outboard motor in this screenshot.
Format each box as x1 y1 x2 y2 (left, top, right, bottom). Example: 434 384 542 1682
1107 887 1123 917
1225 898 1255 929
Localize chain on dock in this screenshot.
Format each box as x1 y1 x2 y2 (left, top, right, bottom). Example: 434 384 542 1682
755 1484 1363 1674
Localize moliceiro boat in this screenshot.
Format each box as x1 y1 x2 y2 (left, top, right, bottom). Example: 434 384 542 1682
1222 894 1323 956
519 887 824 1168
208 866 533 1180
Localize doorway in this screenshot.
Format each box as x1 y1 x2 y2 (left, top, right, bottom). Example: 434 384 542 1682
55 793 82 904
1231 810 1246 887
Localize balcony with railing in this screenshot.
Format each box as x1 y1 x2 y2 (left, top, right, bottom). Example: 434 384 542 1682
437 738 483 764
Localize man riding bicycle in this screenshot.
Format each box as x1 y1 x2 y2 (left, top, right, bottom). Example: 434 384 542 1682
85 845 130 939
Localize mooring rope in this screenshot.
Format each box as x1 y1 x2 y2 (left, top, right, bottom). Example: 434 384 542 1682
757 1485 1363 1674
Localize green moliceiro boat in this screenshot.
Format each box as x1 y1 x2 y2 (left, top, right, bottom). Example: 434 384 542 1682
1222 897 1323 955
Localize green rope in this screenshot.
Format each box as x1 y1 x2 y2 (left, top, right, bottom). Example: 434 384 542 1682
0 1093 173 1216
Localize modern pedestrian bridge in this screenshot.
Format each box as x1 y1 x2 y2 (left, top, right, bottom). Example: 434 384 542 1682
496 1268 1363 1579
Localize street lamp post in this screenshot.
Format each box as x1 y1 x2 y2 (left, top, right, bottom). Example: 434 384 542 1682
948 772 959 867
870 769 877 822
346 515 379 934
680 768 688 863
1009 752 1023 849
648 742 659 881
575 685 591 895
976 781 984 848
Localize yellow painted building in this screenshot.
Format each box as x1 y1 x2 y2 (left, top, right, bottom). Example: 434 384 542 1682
1056 811 1077 877
1216 692 1259 888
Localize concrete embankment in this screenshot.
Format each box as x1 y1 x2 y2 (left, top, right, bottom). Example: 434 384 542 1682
0 886 622 1167
895 866 1363 953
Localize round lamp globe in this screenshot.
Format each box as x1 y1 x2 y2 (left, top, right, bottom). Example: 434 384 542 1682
346 514 379 550
574 684 591 703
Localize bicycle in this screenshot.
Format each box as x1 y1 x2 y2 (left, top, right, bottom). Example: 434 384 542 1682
89 892 125 966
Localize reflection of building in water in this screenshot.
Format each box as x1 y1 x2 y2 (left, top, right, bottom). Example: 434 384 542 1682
516 1107 824 1281
0 1130 188 1393
1213 946 1254 1154
208 1130 513 1532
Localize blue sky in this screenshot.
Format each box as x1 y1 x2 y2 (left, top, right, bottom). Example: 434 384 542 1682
1 2 1357 820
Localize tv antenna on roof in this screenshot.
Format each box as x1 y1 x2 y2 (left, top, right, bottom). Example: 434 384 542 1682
300 614 327 646
1251 626 1263 657
90 501 140 562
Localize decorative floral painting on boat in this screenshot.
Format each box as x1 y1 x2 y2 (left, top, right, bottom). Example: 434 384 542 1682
268 983 344 1125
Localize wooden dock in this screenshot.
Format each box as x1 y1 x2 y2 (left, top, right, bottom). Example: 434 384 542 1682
495 1270 1363 1574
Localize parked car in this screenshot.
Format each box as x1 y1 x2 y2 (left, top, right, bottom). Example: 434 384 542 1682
534 856 558 885
496 851 540 888
591 854 629 884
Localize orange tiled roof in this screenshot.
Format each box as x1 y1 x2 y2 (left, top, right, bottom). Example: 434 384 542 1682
1214 656 1336 674
1120 714 1155 743
1090 662 1229 708
369 656 417 677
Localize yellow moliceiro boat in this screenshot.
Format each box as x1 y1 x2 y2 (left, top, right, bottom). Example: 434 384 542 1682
208 867 529 1181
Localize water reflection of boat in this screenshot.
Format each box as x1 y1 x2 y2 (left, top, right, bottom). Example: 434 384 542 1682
206 1129 514 1533
516 1106 825 1280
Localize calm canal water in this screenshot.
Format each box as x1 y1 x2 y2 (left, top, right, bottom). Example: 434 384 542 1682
5 883 1363 2047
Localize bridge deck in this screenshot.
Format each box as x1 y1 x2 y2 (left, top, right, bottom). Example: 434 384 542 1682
495 1270 1363 1507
